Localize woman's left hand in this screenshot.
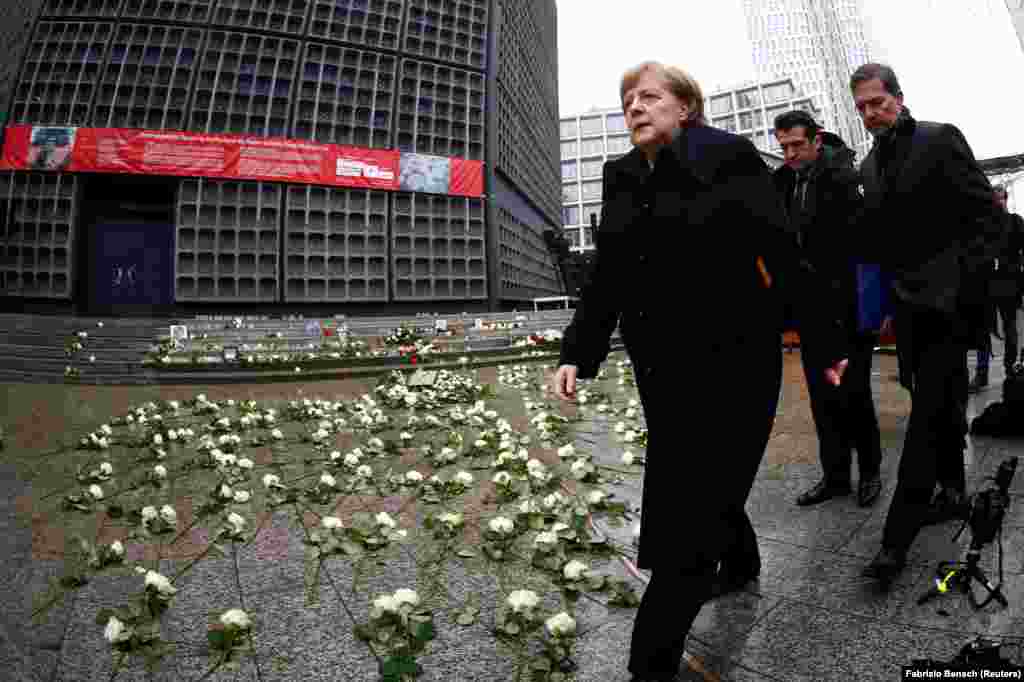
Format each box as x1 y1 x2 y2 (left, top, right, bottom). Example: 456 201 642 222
825 359 849 387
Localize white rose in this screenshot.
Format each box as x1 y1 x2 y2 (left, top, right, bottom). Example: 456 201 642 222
551 522 570 533
109 540 124 557
237 458 253 470
141 506 158 523
152 433 164 446
369 437 384 448
153 464 167 479
506 589 539 613
319 473 336 488
492 472 512 486
392 588 420 608
400 431 413 441
88 484 104 500
343 453 360 467
144 570 176 596
624 430 637 443
570 459 588 480
405 470 423 483
100 424 112 435
375 512 396 529
526 458 544 472
219 608 251 630
373 594 399 614
587 490 606 506
167 429 178 441
545 612 576 637
99 462 113 476
621 451 635 466
439 512 462 527
454 471 474 486
218 483 233 499
226 399 235 407
227 512 246 534
233 490 250 503
271 428 284 440
489 516 514 534
104 616 130 643
534 531 558 547
356 465 373 478
329 450 342 462
159 505 177 525
563 559 588 581
321 516 343 530
625 407 637 419
262 474 281 488
614 422 626 434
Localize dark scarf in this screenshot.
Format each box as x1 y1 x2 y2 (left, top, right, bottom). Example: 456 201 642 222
873 106 915 189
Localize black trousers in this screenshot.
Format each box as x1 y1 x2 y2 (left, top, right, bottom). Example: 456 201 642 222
883 304 969 553
801 332 882 486
978 298 1020 372
627 340 779 678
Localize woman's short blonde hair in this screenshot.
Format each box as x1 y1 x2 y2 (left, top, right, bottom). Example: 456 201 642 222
619 61 706 124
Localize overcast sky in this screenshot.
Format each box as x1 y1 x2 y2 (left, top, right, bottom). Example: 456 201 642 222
555 0 1024 163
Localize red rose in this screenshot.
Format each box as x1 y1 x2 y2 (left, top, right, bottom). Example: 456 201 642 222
410 355 418 365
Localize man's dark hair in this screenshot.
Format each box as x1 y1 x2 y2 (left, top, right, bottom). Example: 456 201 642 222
773 110 820 141
850 63 903 97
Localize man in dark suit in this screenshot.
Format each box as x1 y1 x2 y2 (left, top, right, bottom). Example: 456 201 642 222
849 63 1005 584
551 60 847 682
772 111 884 508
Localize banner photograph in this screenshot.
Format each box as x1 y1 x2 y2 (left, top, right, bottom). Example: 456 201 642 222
0 125 484 198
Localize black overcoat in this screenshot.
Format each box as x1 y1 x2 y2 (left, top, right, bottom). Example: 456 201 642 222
559 123 843 568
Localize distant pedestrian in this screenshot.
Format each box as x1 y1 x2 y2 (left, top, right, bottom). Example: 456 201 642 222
551 60 847 681
772 111 884 509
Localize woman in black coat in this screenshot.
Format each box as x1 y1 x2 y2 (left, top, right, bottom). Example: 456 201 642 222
551 61 847 681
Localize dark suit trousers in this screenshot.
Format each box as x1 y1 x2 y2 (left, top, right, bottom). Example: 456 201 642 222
627 338 780 678
801 333 883 486
882 304 968 552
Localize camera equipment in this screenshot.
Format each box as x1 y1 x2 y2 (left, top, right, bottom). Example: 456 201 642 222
911 636 1019 670
917 457 1017 609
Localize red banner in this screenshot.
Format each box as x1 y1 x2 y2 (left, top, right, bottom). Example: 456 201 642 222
0 125 484 197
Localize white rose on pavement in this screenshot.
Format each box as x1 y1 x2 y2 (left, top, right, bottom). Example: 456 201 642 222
545 612 576 637
454 471 474 486
506 589 539 614
237 458 253 470
159 505 177 526
621 451 635 466
219 608 251 630
405 470 423 484
104 616 131 644
144 570 176 597
375 512 396 529
233 490 251 503
587 490 606 506
356 465 373 478
109 540 124 557
393 588 420 608
262 474 281 488
99 462 113 476
226 512 246 535
153 464 167 479
563 559 588 581
271 428 284 440
373 594 399 614
88 484 104 500
141 506 158 523
319 473 336 488
321 516 343 530
489 516 515 534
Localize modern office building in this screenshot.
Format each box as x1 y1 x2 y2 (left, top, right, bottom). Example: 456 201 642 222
743 0 872 159
0 0 562 314
559 77 808 252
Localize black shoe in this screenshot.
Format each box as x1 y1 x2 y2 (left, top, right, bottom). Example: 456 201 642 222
922 489 968 526
858 475 883 507
796 479 852 506
631 676 678 682
861 548 906 583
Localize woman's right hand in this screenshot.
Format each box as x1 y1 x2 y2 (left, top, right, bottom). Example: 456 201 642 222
552 365 578 402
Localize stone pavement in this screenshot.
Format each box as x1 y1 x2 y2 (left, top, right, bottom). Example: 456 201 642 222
0 346 1022 682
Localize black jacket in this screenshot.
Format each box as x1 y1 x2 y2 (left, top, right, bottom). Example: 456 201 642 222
559 123 844 381
857 109 1004 315
773 131 863 335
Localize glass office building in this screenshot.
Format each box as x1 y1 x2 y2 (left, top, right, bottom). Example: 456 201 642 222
743 0 872 159
0 0 562 313
559 77 810 252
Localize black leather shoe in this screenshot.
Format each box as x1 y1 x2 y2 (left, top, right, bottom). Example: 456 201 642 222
861 548 906 584
858 475 882 507
708 568 759 599
796 479 852 506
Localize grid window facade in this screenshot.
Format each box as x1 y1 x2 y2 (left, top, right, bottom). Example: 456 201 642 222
12 21 112 125
396 58 484 160
294 43 395 147
93 23 201 130
189 32 299 137
212 0 310 35
120 0 213 23
308 0 403 50
498 207 558 299
392 193 486 300
176 179 280 302
42 0 124 18
404 0 488 69
0 172 78 299
284 186 388 302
